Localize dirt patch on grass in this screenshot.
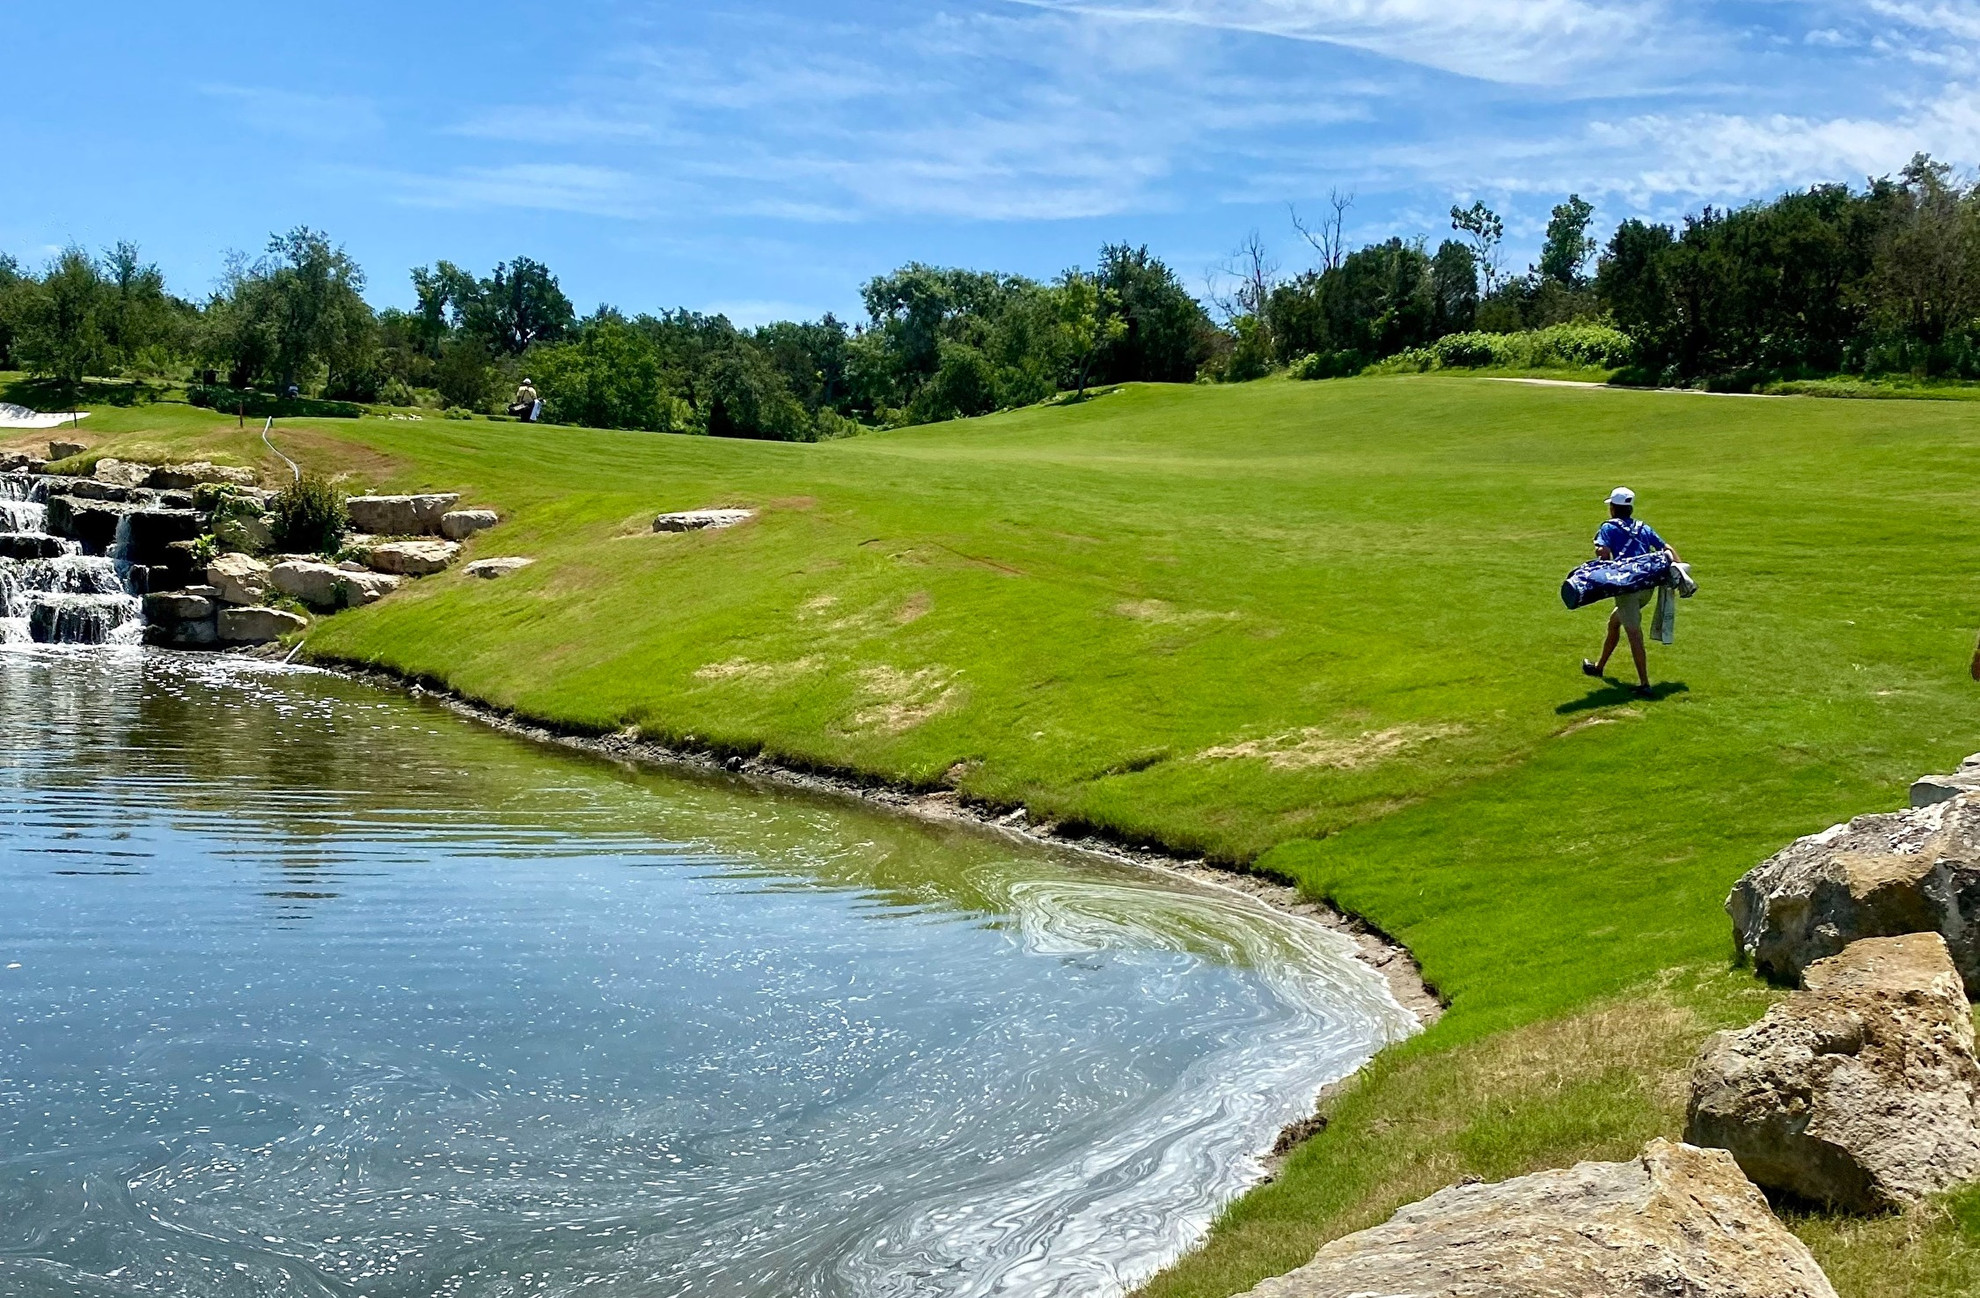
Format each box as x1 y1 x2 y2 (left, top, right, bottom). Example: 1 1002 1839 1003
848 665 960 734
1115 598 1238 626
895 591 932 624
1201 723 1467 771
693 656 822 685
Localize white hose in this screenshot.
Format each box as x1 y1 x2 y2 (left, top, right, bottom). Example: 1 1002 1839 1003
262 417 301 482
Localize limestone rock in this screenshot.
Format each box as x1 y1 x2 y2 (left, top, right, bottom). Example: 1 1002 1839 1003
148 462 256 489
217 606 307 644
1235 1139 1834 1298
215 510 275 555
362 539 461 576
270 559 402 609
464 556 534 579
143 590 216 621
653 508 755 532
47 439 86 461
144 616 219 648
1687 933 1980 1212
206 553 273 606
1727 795 1980 996
0 534 66 560
345 493 459 536
43 495 128 553
440 508 498 540
92 458 153 488
122 507 202 565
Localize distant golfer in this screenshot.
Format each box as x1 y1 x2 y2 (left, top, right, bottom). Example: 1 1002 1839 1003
510 379 542 423
1581 487 1680 695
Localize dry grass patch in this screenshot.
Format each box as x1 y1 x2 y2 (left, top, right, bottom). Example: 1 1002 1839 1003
692 656 822 685
1792 1192 1980 1298
1200 723 1467 772
847 665 960 734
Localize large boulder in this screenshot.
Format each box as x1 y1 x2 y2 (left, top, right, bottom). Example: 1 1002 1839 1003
1687 933 1980 1213
1727 795 1980 996
43 495 128 553
1912 754 1980 807
206 553 274 606
345 493 459 536
653 508 754 533
362 539 460 576
143 589 216 621
463 556 533 579
217 606 307 644
121 507 202 565
1234 1139 1834 1298
147 462 255 489
92 458 153 488
47 439 86 461
270 559 401 609
439 508 498 540
0 534 66 560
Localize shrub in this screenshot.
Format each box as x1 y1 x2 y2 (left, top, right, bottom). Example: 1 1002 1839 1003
1290 350 1364 380
1376 323 1636 374
270 473 348 555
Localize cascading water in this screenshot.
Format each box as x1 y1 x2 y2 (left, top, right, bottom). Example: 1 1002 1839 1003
0 472 143 645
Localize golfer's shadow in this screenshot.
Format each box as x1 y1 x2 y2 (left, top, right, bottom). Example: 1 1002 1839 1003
1556 681 1689 714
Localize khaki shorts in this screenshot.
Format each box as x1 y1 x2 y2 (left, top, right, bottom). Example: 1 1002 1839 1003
1612 589 1650 630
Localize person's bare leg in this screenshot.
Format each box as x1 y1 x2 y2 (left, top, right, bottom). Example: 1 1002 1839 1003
1595 613 1621 673
1970 631 1980 681
1625 625 1649 689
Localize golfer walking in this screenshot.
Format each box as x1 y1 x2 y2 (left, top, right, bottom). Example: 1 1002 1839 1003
1582 487 1680 696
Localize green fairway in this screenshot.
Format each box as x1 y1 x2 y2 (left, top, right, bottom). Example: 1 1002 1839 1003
11 370 1980 1294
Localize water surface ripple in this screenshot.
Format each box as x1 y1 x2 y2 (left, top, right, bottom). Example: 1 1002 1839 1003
0 648 1415 1297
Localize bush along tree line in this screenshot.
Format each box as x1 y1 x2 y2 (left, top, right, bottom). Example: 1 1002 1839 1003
0 234 1220 438
3 153 1978 426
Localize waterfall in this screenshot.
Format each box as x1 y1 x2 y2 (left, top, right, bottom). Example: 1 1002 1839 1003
0 472 143 645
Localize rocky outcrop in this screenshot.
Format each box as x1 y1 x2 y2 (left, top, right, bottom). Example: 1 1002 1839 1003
92 458 152 488
143 589 216 622
47 439 86 461
218 606 307 644
1686 933 1980 1213
654 508 755 532
206 553 274 606
0 533 67 560
1234 1139 1834 1298
362 539 460 576
42 495 127 553
1912 754 1980 807
1726 795 1980 996
147 462 255 489
464 556 533 579
345 494 459 536
440 508 498 540
122 508 202 565
270 559 400 610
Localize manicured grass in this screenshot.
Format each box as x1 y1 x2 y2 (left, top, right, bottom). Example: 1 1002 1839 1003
11 368 1980 1295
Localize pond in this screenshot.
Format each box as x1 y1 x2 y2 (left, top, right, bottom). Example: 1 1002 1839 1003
0 649 1414 1297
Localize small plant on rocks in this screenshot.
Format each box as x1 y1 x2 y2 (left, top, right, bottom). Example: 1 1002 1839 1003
271 473 349 556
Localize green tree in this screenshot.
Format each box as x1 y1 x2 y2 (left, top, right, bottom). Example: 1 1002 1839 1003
1091 244 1218 384
1450 201 1505 294
705 340 810 440
461 257 574 356
16 247 110 399
533 320 675 430
1049 270 1127 398
1539 194 1598 287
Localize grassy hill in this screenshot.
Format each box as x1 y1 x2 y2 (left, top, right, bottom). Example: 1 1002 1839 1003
10 373 1980 1294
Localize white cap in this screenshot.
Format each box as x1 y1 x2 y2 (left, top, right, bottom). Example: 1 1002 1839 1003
1606 487 1635 507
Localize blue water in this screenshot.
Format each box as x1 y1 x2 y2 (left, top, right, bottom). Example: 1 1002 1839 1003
0 648 1413 1297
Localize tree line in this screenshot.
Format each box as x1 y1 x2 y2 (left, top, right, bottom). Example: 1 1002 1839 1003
0 236 1219 438
2 152 1976 435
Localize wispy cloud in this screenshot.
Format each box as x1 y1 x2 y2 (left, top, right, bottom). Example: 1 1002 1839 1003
1010 0 1676 86
359 163 649 219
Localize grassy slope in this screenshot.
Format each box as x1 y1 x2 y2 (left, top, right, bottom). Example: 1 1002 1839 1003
11 372 1980 1293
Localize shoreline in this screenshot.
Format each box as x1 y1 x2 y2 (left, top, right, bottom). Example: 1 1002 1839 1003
311 653 1444 1032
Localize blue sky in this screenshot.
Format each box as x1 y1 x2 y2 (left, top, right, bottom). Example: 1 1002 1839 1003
6 1 1976 323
